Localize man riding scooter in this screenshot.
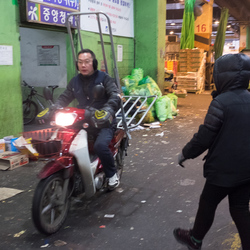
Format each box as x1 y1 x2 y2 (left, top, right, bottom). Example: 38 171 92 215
51 49 121 190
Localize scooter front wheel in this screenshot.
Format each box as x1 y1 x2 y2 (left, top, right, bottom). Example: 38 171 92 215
32 173 70 235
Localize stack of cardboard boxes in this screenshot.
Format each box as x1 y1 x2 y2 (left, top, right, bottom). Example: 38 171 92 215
0 136 29 171
176 48 206 93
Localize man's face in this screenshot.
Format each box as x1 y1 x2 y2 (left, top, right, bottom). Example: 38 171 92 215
77 52 95 76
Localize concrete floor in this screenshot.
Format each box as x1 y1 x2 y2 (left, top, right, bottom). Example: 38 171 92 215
0 91 242 250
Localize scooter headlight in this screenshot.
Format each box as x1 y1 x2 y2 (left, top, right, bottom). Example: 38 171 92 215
55 112 77 126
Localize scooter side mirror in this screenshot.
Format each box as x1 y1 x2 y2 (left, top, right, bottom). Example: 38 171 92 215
93 84 105 100
43 87 53 102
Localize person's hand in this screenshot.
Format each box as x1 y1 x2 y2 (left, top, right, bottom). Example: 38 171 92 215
36 104 62 124
85 107 97 121
91 109 113 129
178 153 186 168
36 108 51 124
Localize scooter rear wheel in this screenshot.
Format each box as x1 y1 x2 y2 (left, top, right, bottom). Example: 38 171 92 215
116 138 126 179
32 173 70 235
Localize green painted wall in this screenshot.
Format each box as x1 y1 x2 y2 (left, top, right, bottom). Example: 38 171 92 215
134 0 166 93
0 0 22 138
157 0 167 92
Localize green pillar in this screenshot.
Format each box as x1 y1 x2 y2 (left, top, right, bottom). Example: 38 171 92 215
0 0 22 138
246 26 250 49
134 0 166 93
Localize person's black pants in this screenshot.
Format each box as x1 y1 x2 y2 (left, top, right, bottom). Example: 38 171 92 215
192 181 250 249
93 126 116 178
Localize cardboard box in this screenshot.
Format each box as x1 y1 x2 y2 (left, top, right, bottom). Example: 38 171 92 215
13 136 39 160
0 151 29 171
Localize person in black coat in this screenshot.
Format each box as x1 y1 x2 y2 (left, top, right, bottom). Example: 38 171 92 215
54 49 121 190
173 53 250 250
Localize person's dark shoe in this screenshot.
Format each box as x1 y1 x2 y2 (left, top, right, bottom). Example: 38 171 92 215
173 228 202 250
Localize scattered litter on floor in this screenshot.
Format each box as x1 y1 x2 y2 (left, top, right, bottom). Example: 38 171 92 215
180 179 195 186
157 163 168 166
116 188 124 193
150 125 161 128
14 230 26 238
99 225 106 228
155 132 164 137
40 243 49 248
0 187 24 201
54 240 67 247
104 214 115 218
141 122 162 129
176 210 182 213
141 200 146 203
129 125 145 131
161 141 169 144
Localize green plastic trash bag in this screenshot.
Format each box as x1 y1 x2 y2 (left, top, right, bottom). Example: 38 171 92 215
139 77 162 96
128 86 147 96
131 68 144 82
167 93 178 109
136 105 155 123
122 75 138 91
171 102 178 116
128 77 162 99
138 75 152 86
138 76 152 86
167 93 178 116
155 96 173 122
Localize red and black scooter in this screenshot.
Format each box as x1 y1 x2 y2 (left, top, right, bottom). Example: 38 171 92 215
30 86 156 235
28 12 157 235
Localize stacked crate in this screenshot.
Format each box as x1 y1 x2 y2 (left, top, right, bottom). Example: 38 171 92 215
177 48 206 93
178 50 188 72
179 48 204 72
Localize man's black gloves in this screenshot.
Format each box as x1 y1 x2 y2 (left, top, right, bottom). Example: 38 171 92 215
36 104 62 124
178 152 186 168
89 108 113 129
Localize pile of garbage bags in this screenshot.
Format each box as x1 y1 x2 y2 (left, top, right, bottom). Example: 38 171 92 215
121 68 178 123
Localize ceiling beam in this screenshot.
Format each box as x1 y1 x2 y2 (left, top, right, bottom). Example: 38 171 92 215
214 0 250 21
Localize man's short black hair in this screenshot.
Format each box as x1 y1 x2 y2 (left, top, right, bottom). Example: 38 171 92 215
78 49 96 59
77 49 98 70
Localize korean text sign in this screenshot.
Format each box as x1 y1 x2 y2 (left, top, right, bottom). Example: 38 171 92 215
80 0 134 38
26 0 80 27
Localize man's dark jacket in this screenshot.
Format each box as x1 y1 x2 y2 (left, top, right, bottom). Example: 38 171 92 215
55 70 120 117
182 53 250 187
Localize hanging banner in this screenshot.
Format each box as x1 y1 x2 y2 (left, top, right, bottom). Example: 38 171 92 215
25 0 80 27
80 0 134 38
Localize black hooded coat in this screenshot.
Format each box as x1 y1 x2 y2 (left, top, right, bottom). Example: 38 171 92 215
182 53 250 187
